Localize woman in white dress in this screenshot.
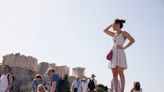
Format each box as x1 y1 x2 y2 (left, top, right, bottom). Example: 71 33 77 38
104 19 135 92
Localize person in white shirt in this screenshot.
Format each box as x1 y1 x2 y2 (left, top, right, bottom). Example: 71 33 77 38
111 79 121 92
71 77 83 92
81 78 88 92
0 65 13 92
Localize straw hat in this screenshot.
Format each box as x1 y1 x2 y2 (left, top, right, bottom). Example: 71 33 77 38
91 74 96 77
46 67 54 74
35 74 42 79
81 78 86 81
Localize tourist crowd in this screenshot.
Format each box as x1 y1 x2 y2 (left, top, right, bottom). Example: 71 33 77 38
0 65 98 92
0 64 142 92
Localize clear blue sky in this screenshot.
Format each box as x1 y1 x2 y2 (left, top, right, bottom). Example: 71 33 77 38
0 0 164 91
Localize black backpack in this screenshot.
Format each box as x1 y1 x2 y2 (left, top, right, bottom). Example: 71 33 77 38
7 74 15 90
88 79 95 90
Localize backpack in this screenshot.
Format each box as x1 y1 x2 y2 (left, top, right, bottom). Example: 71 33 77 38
7 74 15 90
88 79 95 90
58 79 70 92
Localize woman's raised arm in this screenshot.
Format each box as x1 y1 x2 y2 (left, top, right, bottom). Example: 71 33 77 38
103 24 115 37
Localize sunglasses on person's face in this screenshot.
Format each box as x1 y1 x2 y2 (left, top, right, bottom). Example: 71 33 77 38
36 76 42 79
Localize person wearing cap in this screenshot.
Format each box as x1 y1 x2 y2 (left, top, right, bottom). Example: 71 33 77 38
81 78 88 92
32 74 44 92
88 74 97 92
46 67 60 92
0 65 14 92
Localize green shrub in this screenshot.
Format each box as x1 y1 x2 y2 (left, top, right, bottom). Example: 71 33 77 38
96 84 108 92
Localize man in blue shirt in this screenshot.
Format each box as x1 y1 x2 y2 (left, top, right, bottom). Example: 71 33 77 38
46 67 60 92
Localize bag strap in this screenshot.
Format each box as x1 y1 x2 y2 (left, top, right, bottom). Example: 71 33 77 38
7 73 10 85
77 81 80 88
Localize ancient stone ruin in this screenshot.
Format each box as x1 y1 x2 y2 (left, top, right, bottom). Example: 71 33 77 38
0 53 85 92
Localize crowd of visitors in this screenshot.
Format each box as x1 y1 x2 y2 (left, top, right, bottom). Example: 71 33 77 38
0 65 99 92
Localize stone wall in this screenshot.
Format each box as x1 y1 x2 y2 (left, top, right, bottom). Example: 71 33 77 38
2 53 68 77
72 67 85 79
14 67 34 92
55 66 70 79
39 62 50 75
2 53 39 72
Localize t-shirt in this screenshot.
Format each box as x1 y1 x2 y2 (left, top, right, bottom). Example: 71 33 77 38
71 80 82 92
32 79 44 92
0 74 9 92
81 82 88 92
51 74 60 92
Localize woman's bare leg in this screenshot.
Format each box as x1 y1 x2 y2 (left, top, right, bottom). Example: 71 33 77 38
118 67 125 92
112 68 118 92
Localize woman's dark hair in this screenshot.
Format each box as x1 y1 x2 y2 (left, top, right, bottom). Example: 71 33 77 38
3 65 10 68
114 19 126 28
134 82 141 91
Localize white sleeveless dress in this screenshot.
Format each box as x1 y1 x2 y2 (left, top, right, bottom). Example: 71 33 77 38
0 74 9 92
109 31 127 69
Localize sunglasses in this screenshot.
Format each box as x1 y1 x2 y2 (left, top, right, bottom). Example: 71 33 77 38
36 76 42 78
